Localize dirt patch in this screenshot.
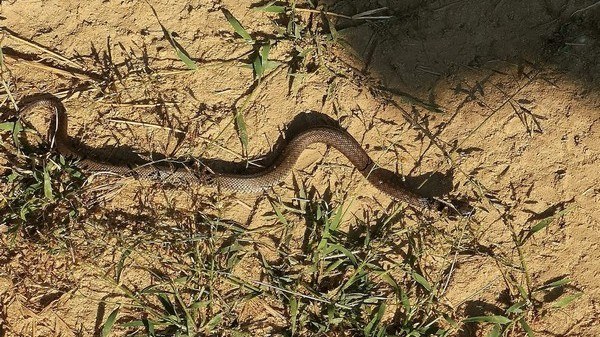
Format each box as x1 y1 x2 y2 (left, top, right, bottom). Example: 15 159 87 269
1 0 599 336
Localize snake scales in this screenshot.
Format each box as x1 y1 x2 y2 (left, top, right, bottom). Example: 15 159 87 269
20 99 447 210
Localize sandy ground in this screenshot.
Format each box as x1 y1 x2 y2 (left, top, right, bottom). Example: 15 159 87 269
0 0 599 336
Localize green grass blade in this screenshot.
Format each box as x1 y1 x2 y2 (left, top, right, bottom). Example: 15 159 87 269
252 52 264 80
324 15 338 41
463 315 511 324
370 267 399 292
400 289 411 312
268 199 289 226
101 307 120 337
260 44 270 65
168 32 198 70
412 271 432 292
521 208 570 244
156 294 177 316
329 243 357 265
222 9 254 43
264 60 280 71
364 302 386 336
255 2 286 13
43 164 54 201
529 217 553 234
173 288 195 334
148 3 197 70
121 320 145 327
203 313 222 333
12 120 23 149
234 110 248 155
487 324 501 337
0 120 23 148
552 292 583 308
144 318 155 337
289 296 298 335
535 277 571 292
519 318 535 337
506 301 526 314
0 121 16 131
329 204 345 231
115 248 132 283
516 284 529 301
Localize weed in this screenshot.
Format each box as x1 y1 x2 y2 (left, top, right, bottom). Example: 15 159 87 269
0 150 85 235
95 216 257 336
262 195 455 336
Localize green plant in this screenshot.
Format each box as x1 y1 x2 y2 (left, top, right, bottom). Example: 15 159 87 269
0 145 84 235
464 208 582 337
263 195 455 336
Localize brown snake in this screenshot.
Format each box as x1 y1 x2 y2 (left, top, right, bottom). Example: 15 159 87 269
19 99 458 211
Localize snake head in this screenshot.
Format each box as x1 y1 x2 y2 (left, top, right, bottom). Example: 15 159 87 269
451 199 476 216
368 168 477 217
429 197 476 218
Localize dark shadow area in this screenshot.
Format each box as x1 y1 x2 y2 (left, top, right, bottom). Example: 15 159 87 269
322 0 600 104
523 198 573 223
542 280 569 303
459 300 505 337
538 274 582 303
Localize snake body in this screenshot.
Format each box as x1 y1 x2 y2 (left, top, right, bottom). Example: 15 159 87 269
20 99 434 209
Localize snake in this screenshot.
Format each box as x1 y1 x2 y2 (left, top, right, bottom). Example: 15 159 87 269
19 98 457 211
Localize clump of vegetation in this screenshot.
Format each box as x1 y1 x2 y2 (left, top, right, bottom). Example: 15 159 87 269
262 197 454 336
96 194 458 337
1 120 85 236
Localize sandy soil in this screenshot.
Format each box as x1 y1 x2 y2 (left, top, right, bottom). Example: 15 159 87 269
0 0 599 336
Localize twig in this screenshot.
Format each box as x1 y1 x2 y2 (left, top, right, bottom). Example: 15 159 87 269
3 29 84 69
571 1 600 17
4 54 93 81
108 117 253 162
53 84 99 99
0 44 18 110
294 7 353 20
295 7 391 20
98 101 178 108
107 118 185 134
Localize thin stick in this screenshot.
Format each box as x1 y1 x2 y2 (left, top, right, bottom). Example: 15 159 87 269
3 29 84 69
107 118 185 134
53 85 99 100
98 101 178 108
294 8 353 20
571 1 600 16
108 117 252 162
5 55 93 81
153 69 196 76
218 271 353 310
0 45 18 110
0 77 17 111
153 60 245 77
